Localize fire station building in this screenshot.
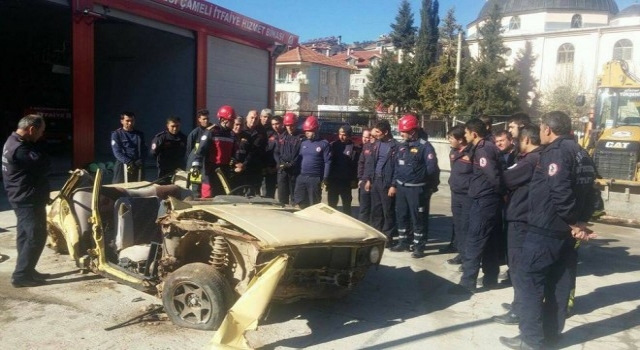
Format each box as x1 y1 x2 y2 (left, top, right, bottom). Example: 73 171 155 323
0 0 298 167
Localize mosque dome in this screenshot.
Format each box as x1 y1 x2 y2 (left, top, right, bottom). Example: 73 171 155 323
477 0 619 21
615 3 640 18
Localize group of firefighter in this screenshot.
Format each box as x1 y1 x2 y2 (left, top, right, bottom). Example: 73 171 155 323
110 105 599 349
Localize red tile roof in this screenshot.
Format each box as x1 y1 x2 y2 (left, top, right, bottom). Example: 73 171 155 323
277 46 354 70
333 50 382 68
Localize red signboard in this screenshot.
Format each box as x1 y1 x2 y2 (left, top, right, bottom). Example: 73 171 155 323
150 0 299 46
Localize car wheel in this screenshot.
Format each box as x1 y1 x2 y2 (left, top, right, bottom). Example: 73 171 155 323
162 263 231 330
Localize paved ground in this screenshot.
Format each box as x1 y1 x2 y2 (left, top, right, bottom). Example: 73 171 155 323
0 171 639 349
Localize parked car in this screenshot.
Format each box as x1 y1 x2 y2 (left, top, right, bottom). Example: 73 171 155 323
296 118 364 145
45 169 386 330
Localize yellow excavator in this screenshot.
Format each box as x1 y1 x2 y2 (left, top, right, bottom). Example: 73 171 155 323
581 60 640 223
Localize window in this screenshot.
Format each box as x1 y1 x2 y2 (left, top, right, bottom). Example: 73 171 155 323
557 43 575 64
290 68 299 81
613 39 633 61
509 16 521 30
571 14 582 29
320 69 328 84
277 69 286 83
329 71 338 85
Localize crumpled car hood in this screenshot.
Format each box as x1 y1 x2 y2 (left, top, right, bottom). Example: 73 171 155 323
178 203 387 248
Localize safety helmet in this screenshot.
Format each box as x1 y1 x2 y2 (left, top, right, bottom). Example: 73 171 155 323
217 105 236 121
283 112 297 126
302 116 319 131
398 114 419 132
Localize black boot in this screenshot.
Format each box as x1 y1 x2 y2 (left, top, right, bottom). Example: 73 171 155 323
498 335 540 350
492 311 520 325
390 241 410 252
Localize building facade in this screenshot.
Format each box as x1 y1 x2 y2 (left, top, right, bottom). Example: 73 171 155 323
466 0 640 108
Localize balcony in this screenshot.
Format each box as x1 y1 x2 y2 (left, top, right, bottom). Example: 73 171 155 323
275 78 310 93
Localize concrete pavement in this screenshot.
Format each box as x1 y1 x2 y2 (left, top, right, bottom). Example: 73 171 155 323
0 172 639 349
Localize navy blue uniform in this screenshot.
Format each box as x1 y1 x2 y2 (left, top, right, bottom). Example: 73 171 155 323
2 132 51 282
150 130 187 181
357 142 375 224
263 129 278 198
242 126 268 195
460 137 504 289
517 136 596 347
111 128 147 184
275 131 302 205
502 146 542 318
327 140 360 215
363 138 400 240
448 144 473 259
392 139 439 251
230 130 251 190
293 136 331 208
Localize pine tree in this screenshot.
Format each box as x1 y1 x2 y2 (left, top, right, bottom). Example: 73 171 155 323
458 4 520 115
389 0 416 54
420 7 461 116
414 0 440 76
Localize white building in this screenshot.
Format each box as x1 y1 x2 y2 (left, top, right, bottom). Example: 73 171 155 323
466 0 640 104
275 46 353 113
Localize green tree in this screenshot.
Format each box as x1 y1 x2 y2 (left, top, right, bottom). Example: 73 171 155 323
513 41 541 117
414 0 440 76
458 4 520 115
420 7 461 116
367 52 419 112
389 0 416 54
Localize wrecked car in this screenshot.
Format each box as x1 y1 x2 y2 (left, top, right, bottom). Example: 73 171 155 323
45 169 386 330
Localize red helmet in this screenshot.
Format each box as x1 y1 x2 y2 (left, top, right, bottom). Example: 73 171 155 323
217 105 236 121
283 112 297 126
398 114 419 132
302 116 319 131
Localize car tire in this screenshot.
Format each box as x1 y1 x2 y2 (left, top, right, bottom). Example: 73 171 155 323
162 262 231 330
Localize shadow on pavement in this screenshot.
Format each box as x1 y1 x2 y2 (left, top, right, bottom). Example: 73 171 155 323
559 306 640 348
257 264 472 349
577 239 640 277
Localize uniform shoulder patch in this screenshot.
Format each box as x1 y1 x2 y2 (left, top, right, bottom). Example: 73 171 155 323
151 143 157 150
479 157 487 167
428 153 434 159
316 147 322 152
548 163 558 176
200 135 207 141
111 140 116 146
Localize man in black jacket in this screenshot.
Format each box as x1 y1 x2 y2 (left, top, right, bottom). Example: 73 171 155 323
2 114 51 287
500 111 597 350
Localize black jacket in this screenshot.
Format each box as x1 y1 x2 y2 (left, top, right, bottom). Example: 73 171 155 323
2 132 51 207
363 138 400 188
448 144 473 195
468 137 504 198
504 146 542 222
528 136 596 238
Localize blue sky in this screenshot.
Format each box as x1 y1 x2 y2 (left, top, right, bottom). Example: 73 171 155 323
210 0 640 43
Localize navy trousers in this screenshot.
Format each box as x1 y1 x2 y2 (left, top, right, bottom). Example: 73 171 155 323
327 180 353 216
358 181 372 224
276 170 297 205
517 232 576 348
293 174 321 208
507 221 528 316
369 178 396 240
451 192 472 259
12 206 48 281
396 185 430 249
460 194 502 288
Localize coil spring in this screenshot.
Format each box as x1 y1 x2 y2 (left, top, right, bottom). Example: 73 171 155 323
210 236 229 269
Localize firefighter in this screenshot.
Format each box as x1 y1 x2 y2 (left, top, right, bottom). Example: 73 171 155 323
237 110 267 196
327 124 360 215
449 118 504 294
445 125 473 265
363 120 400 246
293 116 331 208
500 112 597 349
191 105 236 198
357 128 375 224
389 115 439 258
185 109 211 197
492 123 542 326
229 116 250 190
261 108 277 198
150 116 187 183
275 112 302 205
111 112 147 184
2 115 51 287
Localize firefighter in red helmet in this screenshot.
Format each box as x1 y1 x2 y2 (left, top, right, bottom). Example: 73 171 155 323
293 116 331 208
390 114 440 258
191 105 236 197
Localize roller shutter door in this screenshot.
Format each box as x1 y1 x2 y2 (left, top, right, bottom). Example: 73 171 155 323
207 37 269 118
